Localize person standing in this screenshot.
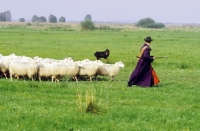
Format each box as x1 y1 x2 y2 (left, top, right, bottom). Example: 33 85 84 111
127 36 160 87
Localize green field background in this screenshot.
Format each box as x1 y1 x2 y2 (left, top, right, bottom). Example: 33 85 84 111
0 23 200 131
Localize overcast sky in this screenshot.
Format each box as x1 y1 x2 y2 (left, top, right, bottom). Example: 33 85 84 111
1 0 200 23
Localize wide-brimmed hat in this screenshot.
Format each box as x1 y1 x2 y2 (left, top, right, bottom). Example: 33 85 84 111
144 36 153 42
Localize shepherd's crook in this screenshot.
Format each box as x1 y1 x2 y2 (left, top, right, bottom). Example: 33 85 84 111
136 56 168 59
154 56 168 59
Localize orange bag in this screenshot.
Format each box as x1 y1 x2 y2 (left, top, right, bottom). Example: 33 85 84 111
151 66 160 84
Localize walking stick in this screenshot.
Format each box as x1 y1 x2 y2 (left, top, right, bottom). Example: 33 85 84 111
136 56 168 59
154 56 168 59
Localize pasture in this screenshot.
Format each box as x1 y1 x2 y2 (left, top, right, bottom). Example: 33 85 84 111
0 22 200 131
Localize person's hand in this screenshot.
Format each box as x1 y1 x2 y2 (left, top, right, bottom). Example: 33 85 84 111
153 56 155 59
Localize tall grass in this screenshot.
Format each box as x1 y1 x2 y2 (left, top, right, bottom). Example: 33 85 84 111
0 23 200 130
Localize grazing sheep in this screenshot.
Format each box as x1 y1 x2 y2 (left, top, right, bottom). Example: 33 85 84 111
94 49 110 60
94 61 125 81
9 59 38 81
78 60 103 82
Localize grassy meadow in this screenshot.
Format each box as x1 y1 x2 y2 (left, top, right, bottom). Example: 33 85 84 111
0 22 200 131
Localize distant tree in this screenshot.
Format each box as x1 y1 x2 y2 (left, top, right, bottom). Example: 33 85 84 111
32 15 38 22
84 14 92 21
136 17 155 27
19 18 25 22
81 20 95 30
38 16 47 22
5 11 11 21
31 15 46 22
0 13 5 21
59 16 66 22
136 17 165 28
48 14 57 23
0 10 11 21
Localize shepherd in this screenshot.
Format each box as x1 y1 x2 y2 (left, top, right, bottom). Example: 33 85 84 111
127 36 160 87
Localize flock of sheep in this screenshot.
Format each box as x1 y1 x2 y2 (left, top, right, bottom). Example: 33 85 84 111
0 54 125 82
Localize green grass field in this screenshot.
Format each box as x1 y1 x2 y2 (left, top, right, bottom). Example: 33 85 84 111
0 22 200 131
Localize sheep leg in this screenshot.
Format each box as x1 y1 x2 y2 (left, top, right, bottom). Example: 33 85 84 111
110 77 114 81
23 76 26 81
51 76 59 82
51 76 54 82
10 74 13 81
39 76 42 82
3 73 7 79
56 76 60 82
74 76 78 82
94 75 98 81
55 78 59 82
90 76 92 82
28 75 33 81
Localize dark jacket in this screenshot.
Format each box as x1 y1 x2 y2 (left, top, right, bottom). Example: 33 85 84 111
128 43 154 87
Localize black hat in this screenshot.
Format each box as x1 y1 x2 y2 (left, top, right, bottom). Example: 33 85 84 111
144 36 153 42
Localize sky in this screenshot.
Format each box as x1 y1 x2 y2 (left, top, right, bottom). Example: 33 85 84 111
1 0 200 24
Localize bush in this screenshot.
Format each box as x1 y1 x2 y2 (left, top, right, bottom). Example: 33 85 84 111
136 17 155 27
59 16 66 22
146 23 165 28
80 20 95 30
136 17 165 29
26 23 31 26
19 18 25 22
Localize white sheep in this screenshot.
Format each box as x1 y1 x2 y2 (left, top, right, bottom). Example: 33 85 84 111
37 60 82 82
94 61 125 81
9 59 38 81
53 61 83 82
78 60 103 82
0 57 10 79
37 61 57 82
0 54 18 79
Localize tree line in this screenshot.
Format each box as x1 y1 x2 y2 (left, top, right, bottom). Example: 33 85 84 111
18 14 65 23
0 10 165 29
30 15 66 23
0 10 65 23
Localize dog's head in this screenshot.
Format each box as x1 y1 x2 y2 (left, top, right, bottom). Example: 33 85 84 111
105 49 110 55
